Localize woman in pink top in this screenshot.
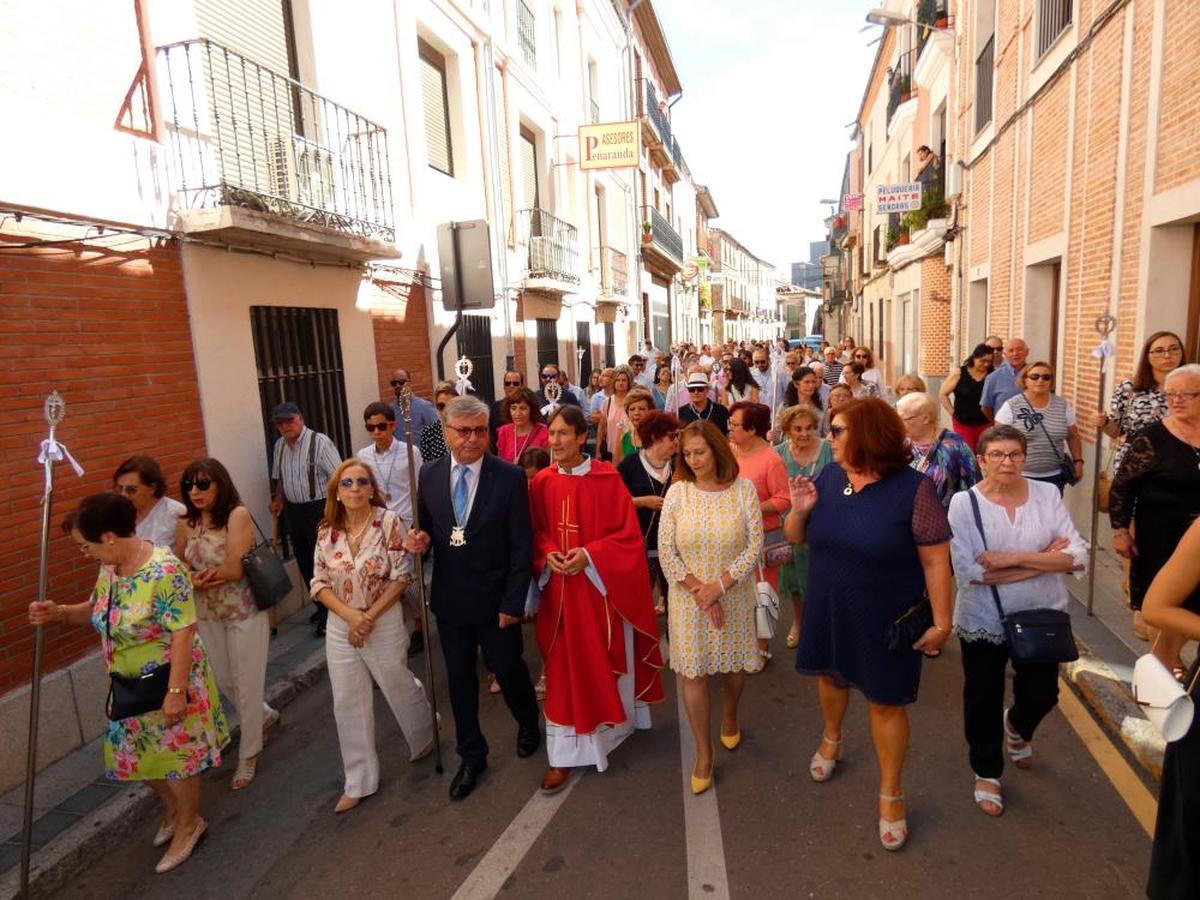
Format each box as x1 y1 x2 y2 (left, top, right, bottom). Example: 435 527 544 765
729 401 792 661
495 387 549 464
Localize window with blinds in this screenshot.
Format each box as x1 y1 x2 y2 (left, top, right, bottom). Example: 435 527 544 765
974 0 996 133
519 126 540 212
1036 0 1072 58
497 70 514 244
419 39 453 176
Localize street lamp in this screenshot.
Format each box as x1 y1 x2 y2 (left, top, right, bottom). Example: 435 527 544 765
865 7 951 30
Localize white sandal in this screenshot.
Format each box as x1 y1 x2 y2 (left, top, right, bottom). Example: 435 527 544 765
878 793 908 850
1004 709 1033 769
973 776 1004 816
231 757 257 791
809 735 841 782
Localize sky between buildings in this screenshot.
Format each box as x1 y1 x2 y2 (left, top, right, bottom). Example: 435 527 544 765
657 0 880 277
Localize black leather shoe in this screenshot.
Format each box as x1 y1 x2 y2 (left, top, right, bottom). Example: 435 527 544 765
516 723 541 759
449 759 487 801
407 631 425 657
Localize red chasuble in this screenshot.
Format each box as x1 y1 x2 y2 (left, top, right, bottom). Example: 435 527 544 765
531 461 665 735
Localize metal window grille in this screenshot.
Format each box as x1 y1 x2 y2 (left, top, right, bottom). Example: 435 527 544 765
518 208 580 283
419 40 454 176
604 323 615 369
518 1 536 68
975 36 995 133
1037 0 1072 58
536 319 559 371
886 49 916 127
456 313 496 403
642 206 683 264
590 97 600 124
250 306 352 467
576 323 593 383
601 246 628 295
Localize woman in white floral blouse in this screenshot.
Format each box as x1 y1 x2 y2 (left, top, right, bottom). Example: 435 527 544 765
311 460 435 813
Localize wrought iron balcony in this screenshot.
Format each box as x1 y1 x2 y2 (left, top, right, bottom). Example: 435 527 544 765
517 1 537 68
641 206 683 268
916 0 949 57
156 39 393 245
600 245 628 296
886 48 917 126
518 209 579 285
590 98 600 125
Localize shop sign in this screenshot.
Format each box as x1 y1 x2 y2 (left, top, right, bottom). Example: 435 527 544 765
579 121 639 170
876 182 922 213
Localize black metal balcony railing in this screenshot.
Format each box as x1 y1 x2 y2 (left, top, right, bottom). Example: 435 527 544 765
975 36 995 133
916 0 948 57
642 206 683 264
886 48 916 126
518 209 579 284
590 97 600 124
640 79 673 152
600 245 628 295
517 1 537 68
156 39 393 241
670 137 683 171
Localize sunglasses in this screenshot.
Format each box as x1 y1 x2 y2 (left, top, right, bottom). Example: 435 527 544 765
365 421 391 431
688 386 707 393
854 354 869 359
541 373 557 380
339 476 372 488
181 478 213 492
1025 373 1053 382
390 379 408 387
504 380 522 386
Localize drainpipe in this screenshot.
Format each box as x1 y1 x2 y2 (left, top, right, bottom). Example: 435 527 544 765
623 0 647 349
482 0 515 370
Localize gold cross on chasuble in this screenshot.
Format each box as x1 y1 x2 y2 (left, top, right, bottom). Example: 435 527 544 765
556 494 581 553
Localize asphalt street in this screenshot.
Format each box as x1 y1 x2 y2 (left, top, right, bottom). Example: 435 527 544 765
55 625 1152 900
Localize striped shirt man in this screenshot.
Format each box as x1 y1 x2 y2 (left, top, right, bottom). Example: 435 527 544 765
271 427 342 504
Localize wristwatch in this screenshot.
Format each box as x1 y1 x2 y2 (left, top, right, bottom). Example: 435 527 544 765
167 686 185 696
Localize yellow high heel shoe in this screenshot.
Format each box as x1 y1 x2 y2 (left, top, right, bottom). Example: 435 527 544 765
691 744 715 795
719 729 741 751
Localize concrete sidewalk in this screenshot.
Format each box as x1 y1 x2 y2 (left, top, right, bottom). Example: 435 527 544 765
0 608 330 900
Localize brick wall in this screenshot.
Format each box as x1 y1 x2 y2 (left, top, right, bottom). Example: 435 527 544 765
368 279 434 402
919 257 953 376
1154 0 1200 193
0 239 205 692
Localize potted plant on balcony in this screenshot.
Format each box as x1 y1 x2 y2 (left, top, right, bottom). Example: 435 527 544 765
896 74 912 104
641 220 653 244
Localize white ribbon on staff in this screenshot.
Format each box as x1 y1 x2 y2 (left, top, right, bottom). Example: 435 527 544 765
38 437 85 482
1091 339 1115 361
540 401 559 417
454 376 474 396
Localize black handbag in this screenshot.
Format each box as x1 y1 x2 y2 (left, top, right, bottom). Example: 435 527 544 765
102 584 171 720
242 513 295 610
967 491 1078 663
885 598 933 654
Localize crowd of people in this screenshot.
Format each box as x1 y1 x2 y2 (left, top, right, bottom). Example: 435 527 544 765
25 333 1198 894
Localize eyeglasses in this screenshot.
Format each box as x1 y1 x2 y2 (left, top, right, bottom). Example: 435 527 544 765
115 484 142 496
390 379 408 388
987 345 1003 352
181 478 213 492
339 477 372 488
504 380 522 387
365 421 391 432
541 373 557 380
1166 390 1200 402
1149 345 1183 357
1026 373 1053 382
445 425 489 438
829 425 847 438
983 450 1026 463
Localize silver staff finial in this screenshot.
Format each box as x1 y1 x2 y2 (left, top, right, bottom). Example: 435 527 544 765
44 391 65 428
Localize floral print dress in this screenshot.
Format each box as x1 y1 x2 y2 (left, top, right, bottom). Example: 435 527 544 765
90 546 228 781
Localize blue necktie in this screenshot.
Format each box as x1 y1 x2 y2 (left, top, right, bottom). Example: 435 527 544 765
453 464 470 525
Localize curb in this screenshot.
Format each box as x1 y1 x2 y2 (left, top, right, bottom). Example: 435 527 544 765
0 645 328 900
1062 636 1164 781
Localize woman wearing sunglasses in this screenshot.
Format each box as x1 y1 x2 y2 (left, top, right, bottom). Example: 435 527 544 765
993 362 1083 494
311 460 435 813
174 459 278 791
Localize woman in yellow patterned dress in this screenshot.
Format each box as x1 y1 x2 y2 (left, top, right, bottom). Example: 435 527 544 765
29 492 227 875
658 421 764 795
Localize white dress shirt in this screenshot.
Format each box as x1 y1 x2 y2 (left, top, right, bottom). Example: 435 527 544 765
357 438 423 528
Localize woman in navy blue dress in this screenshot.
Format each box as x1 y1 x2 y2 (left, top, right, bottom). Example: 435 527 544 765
785 398 953 851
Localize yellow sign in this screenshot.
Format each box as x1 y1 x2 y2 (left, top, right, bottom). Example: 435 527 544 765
579 121 640 170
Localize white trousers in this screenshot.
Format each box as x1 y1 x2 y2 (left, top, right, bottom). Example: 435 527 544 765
326 604 434 798
197 611 273 760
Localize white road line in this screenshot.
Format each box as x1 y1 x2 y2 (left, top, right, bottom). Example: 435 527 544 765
449 770 583 900
676 684 732 900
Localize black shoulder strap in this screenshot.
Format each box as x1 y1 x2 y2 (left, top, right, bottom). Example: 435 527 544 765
1023 401 1069 464
966 489 1007 623
307 430 318 500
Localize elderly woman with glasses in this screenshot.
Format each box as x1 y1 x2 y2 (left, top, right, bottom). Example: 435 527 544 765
897 392 980 509
994 362 1083 494
311 459 435 814
840 347 887 400
785 398 953 851
1110 364 1200 682
113 455 186 549
947 425 1087 818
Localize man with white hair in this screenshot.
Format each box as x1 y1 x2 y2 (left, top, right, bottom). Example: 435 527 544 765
806 361 832 405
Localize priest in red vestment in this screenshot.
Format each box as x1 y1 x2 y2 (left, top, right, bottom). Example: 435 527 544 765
530 405 665 792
